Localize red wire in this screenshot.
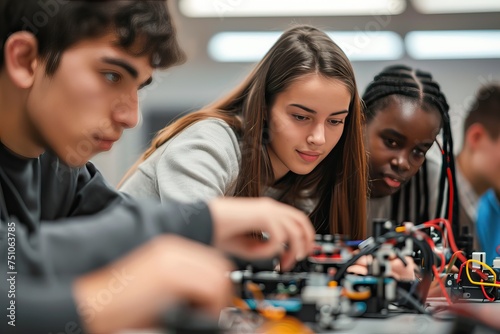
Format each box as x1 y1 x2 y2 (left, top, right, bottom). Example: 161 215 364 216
423 223 446 249
480 282 496 302
424 219 465 263
457 260 489 284
457 261 467 284
424 220 492 283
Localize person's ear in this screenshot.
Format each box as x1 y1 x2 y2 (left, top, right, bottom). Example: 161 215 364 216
3 31 39 89
465 123 487 150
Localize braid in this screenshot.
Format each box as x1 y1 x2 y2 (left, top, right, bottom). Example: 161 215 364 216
363 65 459 232
363 65 421 122
403 180 411 221
421 161 430 222
415 166 421 221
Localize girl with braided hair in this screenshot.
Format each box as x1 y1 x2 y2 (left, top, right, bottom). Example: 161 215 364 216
363 65 459 236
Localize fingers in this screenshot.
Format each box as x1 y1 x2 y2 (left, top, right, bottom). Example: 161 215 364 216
158 236 235 316
255 199 315 270
351 255 416 280
389 256 416 280
346 264 368 276
208 197 315 270
280 211 310 271
287 205 316 259
266 199 314 253
74 235 234 333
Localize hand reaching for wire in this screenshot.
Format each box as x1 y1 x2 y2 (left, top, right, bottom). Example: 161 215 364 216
346 254 417 281
208 197 315 271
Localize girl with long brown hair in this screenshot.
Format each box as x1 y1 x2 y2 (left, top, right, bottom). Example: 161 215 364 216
120 25 367 239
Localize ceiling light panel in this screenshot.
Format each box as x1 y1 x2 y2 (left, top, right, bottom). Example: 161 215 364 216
406 30 500 59
208 31 404 62
180 0 405 17
412 0 500 14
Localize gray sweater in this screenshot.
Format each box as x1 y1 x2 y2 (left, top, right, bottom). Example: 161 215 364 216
0 142 213 334
121 118 317 214
121 118 241 203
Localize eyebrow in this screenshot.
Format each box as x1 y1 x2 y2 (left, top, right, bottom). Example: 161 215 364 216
101 57 153 88
419 141 435 149
102 57 138 78
382 129 406 142
139 77 153 89
290 103 349 116
382 129 434 148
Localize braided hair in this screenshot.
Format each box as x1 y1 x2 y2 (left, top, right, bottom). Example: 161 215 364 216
363 65 459 234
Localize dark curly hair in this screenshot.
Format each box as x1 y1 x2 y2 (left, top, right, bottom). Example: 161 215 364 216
0 0 185 73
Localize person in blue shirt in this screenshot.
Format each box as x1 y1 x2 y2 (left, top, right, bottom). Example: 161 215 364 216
456 83 500 259
477 189 500 265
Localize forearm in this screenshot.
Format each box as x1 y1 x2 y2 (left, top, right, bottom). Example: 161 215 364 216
1 199 213 278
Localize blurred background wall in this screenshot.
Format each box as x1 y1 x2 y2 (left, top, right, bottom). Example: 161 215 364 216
93 0 500 186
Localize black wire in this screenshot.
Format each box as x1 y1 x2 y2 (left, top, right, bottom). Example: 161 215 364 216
333 242 381 281
333 231 436 318
333 232 409 281
435 149 447 219
397 287 429 314
394 251 408 266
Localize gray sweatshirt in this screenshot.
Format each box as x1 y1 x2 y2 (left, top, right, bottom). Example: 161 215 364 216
120 118 241 203
0 142 213 333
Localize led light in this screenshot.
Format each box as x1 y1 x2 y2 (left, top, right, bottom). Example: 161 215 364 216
208 31 404 62
332 31 404 61
406 30 500 59
180 0 405 17
208 32 281 62
412 0 500 14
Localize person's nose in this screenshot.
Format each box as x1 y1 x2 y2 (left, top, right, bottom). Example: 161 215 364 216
390 151 411 172
307 123 326 146
111 92 139 129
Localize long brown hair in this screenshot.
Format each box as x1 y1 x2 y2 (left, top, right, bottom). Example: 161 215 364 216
121 25 367 239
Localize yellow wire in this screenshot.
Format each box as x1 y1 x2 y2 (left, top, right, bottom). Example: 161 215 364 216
445 250 465 274
465 259 500 288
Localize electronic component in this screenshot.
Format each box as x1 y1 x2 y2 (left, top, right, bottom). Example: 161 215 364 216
229 232 432 332
445 252 500 302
